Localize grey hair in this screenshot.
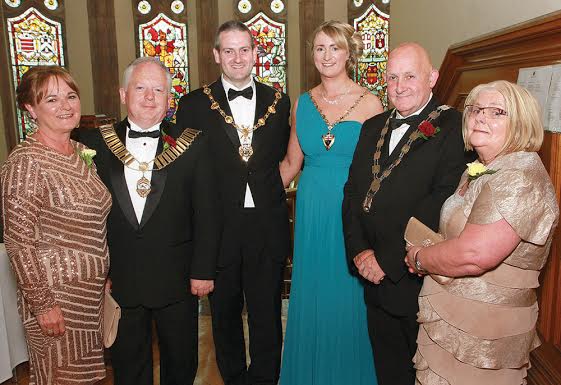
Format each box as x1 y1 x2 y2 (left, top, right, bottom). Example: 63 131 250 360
214 20 254 50
122 57 172 91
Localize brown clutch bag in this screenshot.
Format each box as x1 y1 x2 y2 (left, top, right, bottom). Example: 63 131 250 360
404 217 453 285
103 292 121 348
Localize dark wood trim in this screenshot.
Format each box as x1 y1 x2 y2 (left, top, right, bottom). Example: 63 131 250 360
435 10 561 385
196 0 219 85
87 0 120 121
299 0 323 91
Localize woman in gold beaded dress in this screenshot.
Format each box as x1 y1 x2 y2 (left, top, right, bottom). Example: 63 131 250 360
405 80 559 385
1 66 111 384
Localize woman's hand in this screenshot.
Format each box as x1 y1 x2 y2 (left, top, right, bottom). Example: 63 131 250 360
37 305 65 337
405 246 425 276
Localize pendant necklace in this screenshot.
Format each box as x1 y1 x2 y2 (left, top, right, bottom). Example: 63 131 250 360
309 88 368 150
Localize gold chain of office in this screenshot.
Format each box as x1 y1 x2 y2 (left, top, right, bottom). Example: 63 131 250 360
203 84 282 162
99 124 200 197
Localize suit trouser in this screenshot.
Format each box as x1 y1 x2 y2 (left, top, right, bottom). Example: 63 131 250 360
210 210 285 385
367 301 418 385
111 297 199 385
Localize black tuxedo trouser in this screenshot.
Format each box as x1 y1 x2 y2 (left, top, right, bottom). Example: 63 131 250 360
210 209 285 385
111 297 199 385
367 301 418 385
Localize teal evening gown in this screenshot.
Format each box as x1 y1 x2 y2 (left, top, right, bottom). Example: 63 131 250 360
280 93 377 385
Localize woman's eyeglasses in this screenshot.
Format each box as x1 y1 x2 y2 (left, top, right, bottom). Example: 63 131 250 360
465 105 508 119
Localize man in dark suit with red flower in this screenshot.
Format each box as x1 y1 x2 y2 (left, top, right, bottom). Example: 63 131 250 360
343 42 472 385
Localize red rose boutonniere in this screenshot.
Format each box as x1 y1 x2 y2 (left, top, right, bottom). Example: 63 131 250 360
418 120 440 140
162 130 177 150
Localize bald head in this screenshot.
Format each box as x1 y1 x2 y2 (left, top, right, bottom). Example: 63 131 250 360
386 42 438 116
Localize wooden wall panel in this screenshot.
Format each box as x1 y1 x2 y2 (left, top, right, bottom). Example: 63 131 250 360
434 10 561 385
196 0 219 85
87 0 121 121
299 0 323 91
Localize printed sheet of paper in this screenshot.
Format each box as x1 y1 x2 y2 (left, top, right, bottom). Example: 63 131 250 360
545 64 561 133
517 66 552 129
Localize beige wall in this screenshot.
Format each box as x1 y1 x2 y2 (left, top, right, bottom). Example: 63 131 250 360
390 0 561 69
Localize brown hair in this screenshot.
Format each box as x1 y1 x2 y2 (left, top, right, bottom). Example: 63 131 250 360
310 20 364 74
214 20 254 50
462 80 543 153
16 66 80 110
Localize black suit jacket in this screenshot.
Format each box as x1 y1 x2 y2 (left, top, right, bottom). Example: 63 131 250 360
76 119 221 308
175 80 291 261
343 96 473 316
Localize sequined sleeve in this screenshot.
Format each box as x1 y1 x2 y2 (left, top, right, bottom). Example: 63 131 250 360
468 169 557 246
1 152 56 314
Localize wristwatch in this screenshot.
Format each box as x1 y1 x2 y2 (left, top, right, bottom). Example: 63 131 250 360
414 248 427 274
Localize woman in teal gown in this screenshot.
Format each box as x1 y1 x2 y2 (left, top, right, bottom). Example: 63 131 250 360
279 21 383 385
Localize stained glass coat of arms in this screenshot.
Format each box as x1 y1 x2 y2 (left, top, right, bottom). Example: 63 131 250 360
139 12 189 121
353 4 389 108
8 7 65 140
244 12 286 92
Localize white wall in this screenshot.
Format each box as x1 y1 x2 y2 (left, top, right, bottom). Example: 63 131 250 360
390 0 561 68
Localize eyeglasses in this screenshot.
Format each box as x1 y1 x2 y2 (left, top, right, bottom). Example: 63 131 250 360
465 105 508 119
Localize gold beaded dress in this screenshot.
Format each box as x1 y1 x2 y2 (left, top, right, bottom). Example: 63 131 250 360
1 137 112 384
413 151 559 385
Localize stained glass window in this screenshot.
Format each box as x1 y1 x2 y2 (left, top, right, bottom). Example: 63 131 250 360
244 12 286 92
353 4 389 108
7 7 65 141
138 12 189 122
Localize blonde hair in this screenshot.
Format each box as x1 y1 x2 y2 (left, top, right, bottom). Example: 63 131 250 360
462 80 543 153
310 20 363 74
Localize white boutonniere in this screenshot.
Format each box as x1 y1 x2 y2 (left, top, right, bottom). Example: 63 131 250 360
79 148 96 168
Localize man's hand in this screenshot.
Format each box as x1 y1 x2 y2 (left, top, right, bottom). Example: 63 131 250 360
37 305 65 337
190 279 214 297
354 249 386 284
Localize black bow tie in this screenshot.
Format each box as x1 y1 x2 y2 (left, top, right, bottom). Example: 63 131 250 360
389 116 418 131
128 129 161 139
228 86 253 101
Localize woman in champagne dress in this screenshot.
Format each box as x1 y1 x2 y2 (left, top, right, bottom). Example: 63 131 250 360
1 66 111 384
405 80 559 385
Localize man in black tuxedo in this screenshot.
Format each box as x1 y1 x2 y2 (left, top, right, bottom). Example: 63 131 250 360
175 21 290 385
77 57 220 385
343 43 471 385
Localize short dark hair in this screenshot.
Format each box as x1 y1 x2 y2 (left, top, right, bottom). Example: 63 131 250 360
214 20 254 50
16 66 80 110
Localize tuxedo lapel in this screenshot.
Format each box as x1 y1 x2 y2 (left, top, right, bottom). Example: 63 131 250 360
211 81 241 148
248 82 271 165
139 134 167 229
109 122 139 230
382 97 439 167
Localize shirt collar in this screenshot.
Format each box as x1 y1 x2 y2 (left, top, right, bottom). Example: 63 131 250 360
396 93 433 119
221 75 255 93
127 119 161 134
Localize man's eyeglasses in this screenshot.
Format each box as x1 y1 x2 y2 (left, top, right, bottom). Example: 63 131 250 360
465 105 508 119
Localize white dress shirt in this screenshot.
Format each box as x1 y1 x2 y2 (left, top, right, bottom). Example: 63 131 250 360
389 93 433 155
222 75 256 208
124 119 160 222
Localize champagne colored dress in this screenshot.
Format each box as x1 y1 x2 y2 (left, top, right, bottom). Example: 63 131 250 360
414 151 559 385
1 137 112 384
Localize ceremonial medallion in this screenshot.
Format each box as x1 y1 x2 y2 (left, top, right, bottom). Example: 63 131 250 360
322 132 335 150
239 144 254 162
136 176 151 198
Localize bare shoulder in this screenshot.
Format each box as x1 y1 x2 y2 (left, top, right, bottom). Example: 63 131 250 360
357 88 383 119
